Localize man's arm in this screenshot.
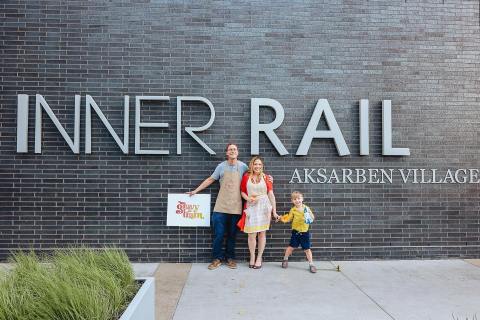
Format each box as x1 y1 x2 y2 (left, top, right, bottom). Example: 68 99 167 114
187 177 216 196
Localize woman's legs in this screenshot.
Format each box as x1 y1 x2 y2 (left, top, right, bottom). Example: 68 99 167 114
248 232 257 266
255 231 266 266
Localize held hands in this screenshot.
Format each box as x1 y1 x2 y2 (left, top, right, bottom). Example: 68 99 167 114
272 210 280 222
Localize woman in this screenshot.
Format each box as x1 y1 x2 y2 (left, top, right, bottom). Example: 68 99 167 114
240 156 279 269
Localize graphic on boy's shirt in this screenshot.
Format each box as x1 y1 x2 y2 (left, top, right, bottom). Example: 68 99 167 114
303 207 313 224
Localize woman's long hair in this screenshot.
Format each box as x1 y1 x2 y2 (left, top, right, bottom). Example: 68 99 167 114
247 156 265 181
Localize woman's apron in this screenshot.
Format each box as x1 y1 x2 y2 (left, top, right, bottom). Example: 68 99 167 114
213 166 242 215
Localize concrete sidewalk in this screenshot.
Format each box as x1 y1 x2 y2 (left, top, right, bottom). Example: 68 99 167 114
141 259 480 320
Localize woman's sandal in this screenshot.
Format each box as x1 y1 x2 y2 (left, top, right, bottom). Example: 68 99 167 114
249 264 254 268
253 257 262 269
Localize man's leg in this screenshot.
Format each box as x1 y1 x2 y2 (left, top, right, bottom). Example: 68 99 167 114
210 212 227 269
225 214 241 261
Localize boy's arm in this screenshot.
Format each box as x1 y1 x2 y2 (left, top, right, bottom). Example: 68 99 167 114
280 209 294 223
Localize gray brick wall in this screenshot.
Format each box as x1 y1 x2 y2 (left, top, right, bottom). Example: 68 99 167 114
1 0 479 262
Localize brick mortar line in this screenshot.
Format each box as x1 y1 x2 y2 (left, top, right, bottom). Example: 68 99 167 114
2 245 480 250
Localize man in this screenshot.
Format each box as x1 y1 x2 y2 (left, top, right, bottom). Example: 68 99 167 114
188 143 248 270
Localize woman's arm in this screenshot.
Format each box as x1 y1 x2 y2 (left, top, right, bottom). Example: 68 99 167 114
267 190 279 220
241 174 257 203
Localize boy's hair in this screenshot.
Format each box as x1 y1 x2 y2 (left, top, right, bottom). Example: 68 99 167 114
291 191 303 199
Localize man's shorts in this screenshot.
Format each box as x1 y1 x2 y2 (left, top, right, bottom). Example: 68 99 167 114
289 230 311 250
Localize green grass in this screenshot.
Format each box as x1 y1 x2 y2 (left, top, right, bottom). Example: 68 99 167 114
0 248 139 320
452 315 478 320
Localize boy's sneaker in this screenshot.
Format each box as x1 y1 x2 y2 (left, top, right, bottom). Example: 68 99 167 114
309 265 317 273
281 260 288 268
208 259 222 270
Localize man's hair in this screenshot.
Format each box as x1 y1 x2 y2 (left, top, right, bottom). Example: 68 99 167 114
225 143 238 152
291 191 303 199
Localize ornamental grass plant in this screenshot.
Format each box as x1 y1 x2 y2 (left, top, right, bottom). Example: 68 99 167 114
0 248 139 320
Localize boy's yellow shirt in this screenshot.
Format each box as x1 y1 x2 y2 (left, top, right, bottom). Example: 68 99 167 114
280 205 314 232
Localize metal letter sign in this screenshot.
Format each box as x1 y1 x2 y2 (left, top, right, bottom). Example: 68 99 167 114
177 96 216 155
35 94 80 154
250 98 289 155
382 100 410 156
135 96 170 155
296 99 350 156
86 95 129 154
16 94 410 157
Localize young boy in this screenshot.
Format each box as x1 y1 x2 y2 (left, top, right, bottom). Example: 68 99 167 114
279 191 317 273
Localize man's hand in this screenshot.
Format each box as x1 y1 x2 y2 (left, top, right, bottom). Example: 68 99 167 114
186 190 197 197
267 175 273 183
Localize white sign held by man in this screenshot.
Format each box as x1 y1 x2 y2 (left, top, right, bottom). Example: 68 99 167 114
167 194 211 227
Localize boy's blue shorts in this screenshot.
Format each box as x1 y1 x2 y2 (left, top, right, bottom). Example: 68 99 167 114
289 230 311 250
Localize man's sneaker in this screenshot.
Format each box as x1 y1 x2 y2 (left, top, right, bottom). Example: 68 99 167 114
226 258 237 269
281 260 288 269
208 259 222 270
309 265 317 273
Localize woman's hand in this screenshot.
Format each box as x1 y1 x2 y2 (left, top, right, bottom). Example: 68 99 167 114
272 211 279 222
249 195 258 204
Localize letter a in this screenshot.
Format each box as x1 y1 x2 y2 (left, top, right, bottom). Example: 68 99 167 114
296 99 350 156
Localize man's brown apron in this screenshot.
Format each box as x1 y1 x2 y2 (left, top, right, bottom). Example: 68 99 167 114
213 166 242 215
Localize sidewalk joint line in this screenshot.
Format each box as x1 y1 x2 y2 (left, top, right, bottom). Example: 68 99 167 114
331 261 396 320
171 264 192 320
463 260 480 269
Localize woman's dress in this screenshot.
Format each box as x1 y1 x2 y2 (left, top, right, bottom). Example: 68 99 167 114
241 174 273 233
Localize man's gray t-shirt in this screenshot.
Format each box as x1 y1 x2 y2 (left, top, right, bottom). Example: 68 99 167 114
211 161 248 183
